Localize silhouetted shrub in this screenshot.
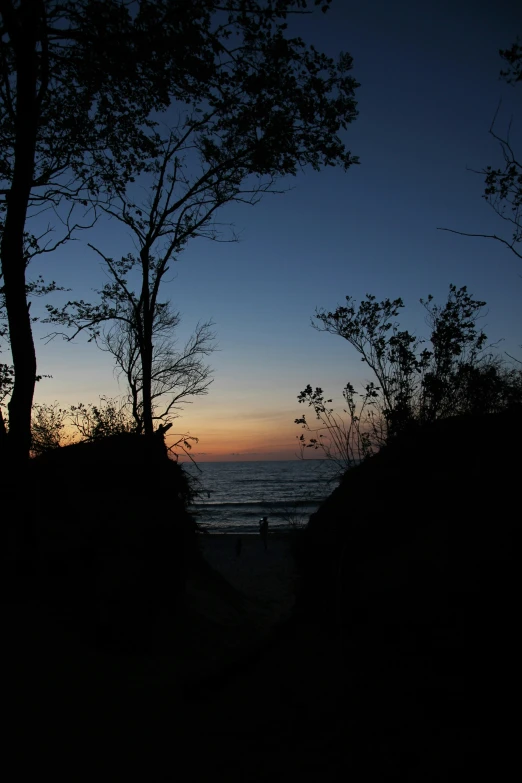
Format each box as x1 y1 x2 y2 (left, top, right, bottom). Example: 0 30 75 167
297 285 522 468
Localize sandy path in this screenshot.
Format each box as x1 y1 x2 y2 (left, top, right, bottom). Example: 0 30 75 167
197 533 299 623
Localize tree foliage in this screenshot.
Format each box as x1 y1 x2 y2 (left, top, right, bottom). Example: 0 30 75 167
30 400 69 456
297 285 522 468
27 397 135 457
0 0 360 459
28 396 202 462
296 381 384 471
67 397 136 442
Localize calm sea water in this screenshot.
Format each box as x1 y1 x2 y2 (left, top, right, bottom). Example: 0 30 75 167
183 459 340 533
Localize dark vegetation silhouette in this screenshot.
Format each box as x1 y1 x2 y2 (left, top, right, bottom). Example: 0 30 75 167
2 3 364 774
297 408 520 625
290 408 520 777
44 135 218 437
296 284 522 468
0 0 359 462
288 277 521 774
29 395 204 463
0 0 185 460
2 7 520 777
14 429 198 650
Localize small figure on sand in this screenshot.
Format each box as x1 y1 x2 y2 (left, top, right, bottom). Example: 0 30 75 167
259 516 269 551
235 536 242 557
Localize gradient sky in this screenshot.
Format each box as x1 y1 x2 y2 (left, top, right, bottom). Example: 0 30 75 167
25 0 522 460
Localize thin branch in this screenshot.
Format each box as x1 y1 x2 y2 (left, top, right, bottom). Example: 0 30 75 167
437 227 522 260
87 243 137 307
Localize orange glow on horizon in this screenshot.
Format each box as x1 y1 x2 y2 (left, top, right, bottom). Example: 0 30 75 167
32 389 310 461
167 407 304 462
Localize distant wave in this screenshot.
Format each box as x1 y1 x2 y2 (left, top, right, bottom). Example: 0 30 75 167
192 499 323 509
232 478 334 486
186 459 337 531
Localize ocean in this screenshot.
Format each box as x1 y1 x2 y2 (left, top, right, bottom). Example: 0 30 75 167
183 459 341 533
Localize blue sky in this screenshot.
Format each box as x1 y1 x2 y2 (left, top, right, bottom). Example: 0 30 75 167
28 0 522 459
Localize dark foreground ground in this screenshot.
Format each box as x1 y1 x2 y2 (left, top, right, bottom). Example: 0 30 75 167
4 532 509 780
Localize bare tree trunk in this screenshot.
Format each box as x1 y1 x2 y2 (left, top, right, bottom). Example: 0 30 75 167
0 1 42 462
141 334 154 436
129 374 142 433
3 240 37 461
139 248 154 436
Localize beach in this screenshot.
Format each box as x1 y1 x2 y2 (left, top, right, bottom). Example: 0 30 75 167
196 532 299 624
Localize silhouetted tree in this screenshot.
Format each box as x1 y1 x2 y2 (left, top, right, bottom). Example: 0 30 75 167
2 0 360 460
296 381 383 469
0 0 165 458
297 285 522 467
102 309 214 436
45 137 218 435
439 40 522 260
312 292 427 438
1 232 67 442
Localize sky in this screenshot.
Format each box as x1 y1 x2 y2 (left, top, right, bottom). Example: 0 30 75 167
24 0 522 461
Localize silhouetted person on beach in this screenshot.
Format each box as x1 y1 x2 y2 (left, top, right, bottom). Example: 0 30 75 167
235 537 242 557
259 517 268 551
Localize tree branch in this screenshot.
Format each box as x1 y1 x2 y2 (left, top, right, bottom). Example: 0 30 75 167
437 227 522 260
